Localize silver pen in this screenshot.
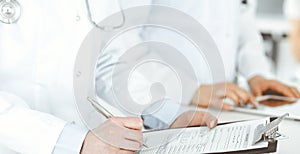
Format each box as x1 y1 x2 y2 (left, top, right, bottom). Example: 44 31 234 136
87 97 149 148
87 97 114 119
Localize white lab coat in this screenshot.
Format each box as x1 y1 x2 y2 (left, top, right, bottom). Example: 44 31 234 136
95 0 272 107
94 0 273 114
0 0 149 153
0 1 90 153
284 0 300 19
142 0 272 85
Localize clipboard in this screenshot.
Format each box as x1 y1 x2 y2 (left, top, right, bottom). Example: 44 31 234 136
209 117 278 154
141 114 287 154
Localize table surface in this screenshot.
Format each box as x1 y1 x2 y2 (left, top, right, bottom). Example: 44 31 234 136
218 110 300 154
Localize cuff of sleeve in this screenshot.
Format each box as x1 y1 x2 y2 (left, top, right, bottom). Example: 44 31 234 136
52 123 89 154
142 98 190 129
246 71 275 81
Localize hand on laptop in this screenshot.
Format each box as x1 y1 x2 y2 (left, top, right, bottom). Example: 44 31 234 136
248 75 300 98
191 82 257 110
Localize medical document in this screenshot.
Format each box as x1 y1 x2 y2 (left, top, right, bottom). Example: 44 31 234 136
139 118 269 154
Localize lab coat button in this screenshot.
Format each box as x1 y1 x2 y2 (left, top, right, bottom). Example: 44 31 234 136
75 15 80 21
71 121 76 124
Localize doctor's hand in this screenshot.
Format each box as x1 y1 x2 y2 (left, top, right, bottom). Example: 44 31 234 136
191 82 257 110
170 111 217 129
80 117 143 154
248 75 300 98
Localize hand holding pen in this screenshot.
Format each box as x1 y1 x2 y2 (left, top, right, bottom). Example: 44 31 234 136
87 97 149 148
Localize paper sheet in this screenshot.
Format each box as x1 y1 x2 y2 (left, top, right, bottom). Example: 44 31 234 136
139 118 269 154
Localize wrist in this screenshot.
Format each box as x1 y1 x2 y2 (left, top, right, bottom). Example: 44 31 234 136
170 111 191 128
191 85 205 106
80 131 91 154
248 75 265 84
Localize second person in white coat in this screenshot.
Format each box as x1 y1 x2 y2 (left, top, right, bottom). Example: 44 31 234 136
142 0 300 110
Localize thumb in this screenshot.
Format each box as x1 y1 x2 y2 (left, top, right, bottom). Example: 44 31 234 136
221 103 234 111
214 99 234 111
249 94 259 108
251 86 263 97
211 99 234 111
202 113 218 129
189 111 218 128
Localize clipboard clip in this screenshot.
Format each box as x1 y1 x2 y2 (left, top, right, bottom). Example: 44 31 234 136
252 113 289 145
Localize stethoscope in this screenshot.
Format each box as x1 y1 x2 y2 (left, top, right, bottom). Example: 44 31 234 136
0 0 126 31
85 0 125 31
0 0 21 24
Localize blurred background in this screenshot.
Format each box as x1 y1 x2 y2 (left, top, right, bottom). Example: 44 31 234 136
253 0 300 87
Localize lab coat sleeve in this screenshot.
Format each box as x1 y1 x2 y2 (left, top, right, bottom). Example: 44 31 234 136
0 91 66 154
52 123 89 154
284 0 300 19
237 6 274 80
142 98 190 129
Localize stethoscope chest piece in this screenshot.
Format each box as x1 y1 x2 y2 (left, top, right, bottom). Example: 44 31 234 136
0 0 21 24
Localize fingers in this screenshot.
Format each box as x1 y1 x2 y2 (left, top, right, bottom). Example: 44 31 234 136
224 83 257 107
219 102 234 111
251 85 263 96
112 117 143 150
212 98 234 111
268 81 297 97
81 131 136 154
96 117 143 151
230 85 258 106
249 76 300 99
202 112 218 129
186 111 218 128
108 126 142 151
248 75 265 96
119 139 142 151
123 129 143 146
224 88 239 105
290 87 300 98
235 88 256 105
112 117 143 130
